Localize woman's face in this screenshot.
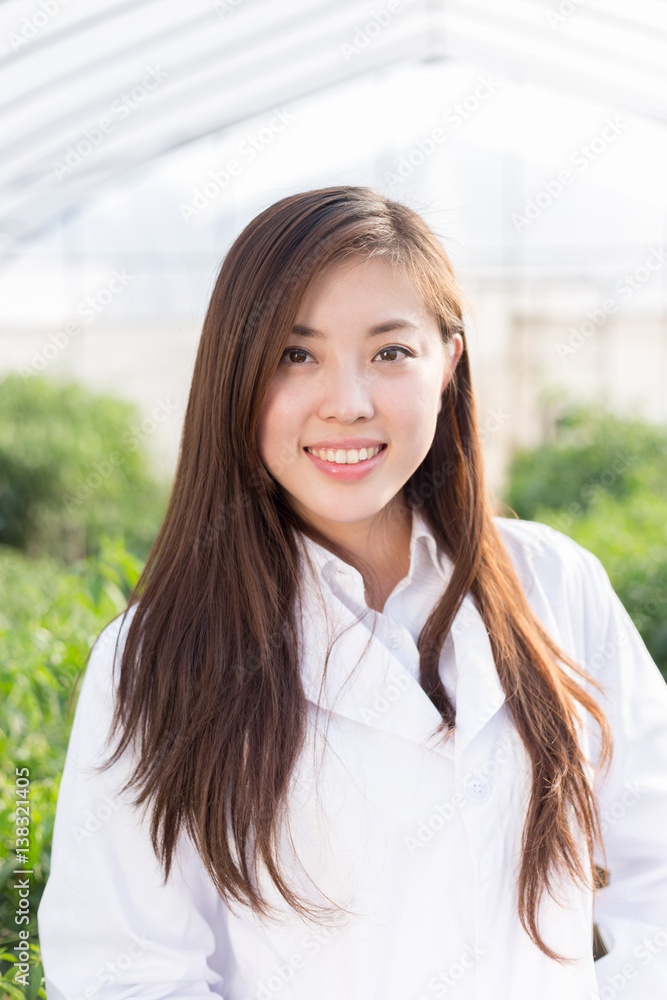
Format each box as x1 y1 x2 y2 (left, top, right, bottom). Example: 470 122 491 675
256 256 463 532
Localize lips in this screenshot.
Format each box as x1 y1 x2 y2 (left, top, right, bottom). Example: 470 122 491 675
303 442 388 481
303 439 387 451
304 444 386 464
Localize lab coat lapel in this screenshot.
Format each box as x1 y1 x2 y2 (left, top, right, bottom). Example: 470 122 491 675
295 534 507 762
450 594 507 760
296 570 454 759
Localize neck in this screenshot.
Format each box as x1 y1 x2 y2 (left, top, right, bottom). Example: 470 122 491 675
297 493 414 592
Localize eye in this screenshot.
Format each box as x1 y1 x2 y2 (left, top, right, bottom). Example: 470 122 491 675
281 347 311 364
375 346 413 362
279 345 414 365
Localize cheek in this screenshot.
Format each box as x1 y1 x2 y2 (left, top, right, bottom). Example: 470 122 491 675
256 389 279 462
257 383 301 462
378 373 441 430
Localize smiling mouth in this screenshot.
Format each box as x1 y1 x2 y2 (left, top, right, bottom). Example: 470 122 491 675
303 444 387 465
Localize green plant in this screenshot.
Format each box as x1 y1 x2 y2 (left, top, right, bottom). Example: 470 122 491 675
0 373 170 563
503 402 667 680
0 537 144 996
504 403 667 520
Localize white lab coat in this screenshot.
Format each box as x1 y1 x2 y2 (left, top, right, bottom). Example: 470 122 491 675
37 514 667 1000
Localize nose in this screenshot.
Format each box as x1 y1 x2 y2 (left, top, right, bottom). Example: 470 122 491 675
315 361 376 423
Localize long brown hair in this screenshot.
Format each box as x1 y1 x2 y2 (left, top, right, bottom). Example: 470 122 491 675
90 186 612 962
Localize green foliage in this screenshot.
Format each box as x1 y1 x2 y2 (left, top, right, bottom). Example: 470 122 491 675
0 373 170 562
0 537 143 996
503 402 667 680
0 374 172 994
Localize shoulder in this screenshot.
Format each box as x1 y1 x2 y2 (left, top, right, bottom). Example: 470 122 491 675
91 601 139 663
492 516 615 653
59 603 143 777
493 515 607 592
82 602 140 705
93 601 138 646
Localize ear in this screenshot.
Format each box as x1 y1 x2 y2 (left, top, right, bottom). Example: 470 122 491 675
437 334 464 413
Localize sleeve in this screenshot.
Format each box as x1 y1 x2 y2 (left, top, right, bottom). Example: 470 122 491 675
576 550 667 998
37 611 232 1000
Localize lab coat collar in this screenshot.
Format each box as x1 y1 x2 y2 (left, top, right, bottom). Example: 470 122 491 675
295 504 449 585
293 508 507 762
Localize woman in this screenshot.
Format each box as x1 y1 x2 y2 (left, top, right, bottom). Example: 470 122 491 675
38 186 667 1000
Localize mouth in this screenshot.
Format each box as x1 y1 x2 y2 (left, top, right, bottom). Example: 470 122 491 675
303 443 387 465
302 443 389 482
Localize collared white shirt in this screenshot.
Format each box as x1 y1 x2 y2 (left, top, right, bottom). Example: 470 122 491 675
299 505 457 702
37 515 667 1000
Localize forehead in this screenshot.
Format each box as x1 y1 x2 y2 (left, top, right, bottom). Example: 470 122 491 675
295 256 432 321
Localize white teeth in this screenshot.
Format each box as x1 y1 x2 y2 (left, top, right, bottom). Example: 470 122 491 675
306 445 384 464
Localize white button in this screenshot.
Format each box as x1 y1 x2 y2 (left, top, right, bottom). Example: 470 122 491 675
464 774 491 804
388 631 402 648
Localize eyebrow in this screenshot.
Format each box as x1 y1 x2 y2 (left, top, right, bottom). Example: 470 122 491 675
289 319 420 339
